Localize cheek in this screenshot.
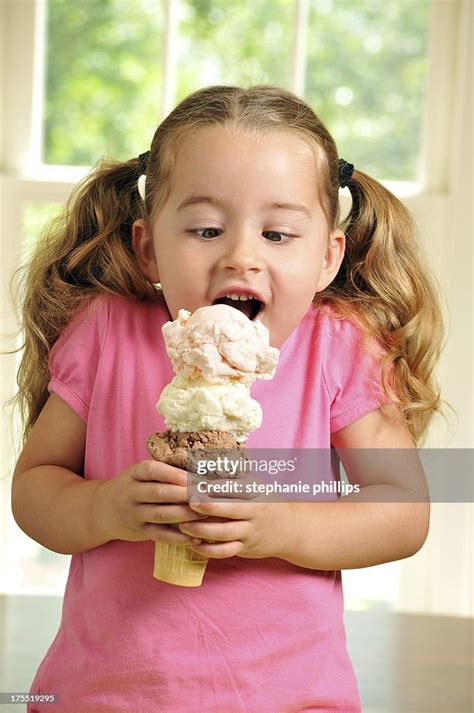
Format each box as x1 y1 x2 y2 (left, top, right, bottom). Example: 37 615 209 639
278 259 322 296
156 237 206 271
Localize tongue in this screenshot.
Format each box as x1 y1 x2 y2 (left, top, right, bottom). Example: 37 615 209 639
215 297 255 320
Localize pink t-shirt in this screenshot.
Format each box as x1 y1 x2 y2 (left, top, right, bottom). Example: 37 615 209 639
29 293 392 712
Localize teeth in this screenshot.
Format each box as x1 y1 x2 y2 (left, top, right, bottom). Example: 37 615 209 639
224 293 256 301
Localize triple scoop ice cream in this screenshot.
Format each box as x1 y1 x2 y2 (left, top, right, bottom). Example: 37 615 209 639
147 303 279 586
157 304 279 442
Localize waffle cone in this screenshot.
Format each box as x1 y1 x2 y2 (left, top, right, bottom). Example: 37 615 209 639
153 541 209 587
146 430 247 587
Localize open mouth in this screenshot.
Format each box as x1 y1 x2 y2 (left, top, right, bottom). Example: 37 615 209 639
212 296 264 321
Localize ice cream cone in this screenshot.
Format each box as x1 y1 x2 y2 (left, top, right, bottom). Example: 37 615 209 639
146 429 247 587
153 541 209 587
146 304 279 586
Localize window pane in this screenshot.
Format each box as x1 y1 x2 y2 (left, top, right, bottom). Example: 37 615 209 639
175 0 294 102
23 202 61 257
306 0 431 181
44 0 163 166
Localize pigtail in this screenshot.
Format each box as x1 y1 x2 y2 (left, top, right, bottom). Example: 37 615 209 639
316 169 449 446
11 158 159 442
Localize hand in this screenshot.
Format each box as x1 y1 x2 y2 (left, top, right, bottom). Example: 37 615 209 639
95 461 208 545
177 479 292 560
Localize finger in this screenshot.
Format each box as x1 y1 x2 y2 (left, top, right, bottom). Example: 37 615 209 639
187 515 230 524
195 480 287 505
137 482 192 505
190 476 265 500
229 476 279 500
190 476 262 500
178 519 246 542
141 523 202 546
188 497 252 519
189 540 244 558
133 460 188 486
138 504 209 525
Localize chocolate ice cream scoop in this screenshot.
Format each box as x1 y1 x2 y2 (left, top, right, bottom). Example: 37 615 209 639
146 429 247 477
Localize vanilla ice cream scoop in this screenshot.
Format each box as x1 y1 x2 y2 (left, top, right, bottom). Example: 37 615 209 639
162 304 279 384
157 376 262 442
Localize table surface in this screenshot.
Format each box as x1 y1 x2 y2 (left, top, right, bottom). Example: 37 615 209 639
0 595 472 713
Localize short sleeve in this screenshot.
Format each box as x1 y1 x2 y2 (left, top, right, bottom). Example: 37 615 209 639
321 315 394 434
48 295 110 422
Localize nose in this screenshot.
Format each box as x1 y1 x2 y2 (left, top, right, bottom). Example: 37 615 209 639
216 227 264 274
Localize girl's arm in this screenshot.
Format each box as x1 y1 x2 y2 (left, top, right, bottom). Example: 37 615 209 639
11 394 111 554
12 394 208 555
181 403 430 568
279 404 430 570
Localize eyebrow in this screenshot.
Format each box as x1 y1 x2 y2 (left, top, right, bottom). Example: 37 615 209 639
176 194 312 219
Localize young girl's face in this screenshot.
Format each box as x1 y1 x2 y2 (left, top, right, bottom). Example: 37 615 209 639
133 125 345 347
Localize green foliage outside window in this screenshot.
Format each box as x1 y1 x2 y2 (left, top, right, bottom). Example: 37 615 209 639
44 0 430 181
44 0 163 165
305 0 431 180
175 0 294 98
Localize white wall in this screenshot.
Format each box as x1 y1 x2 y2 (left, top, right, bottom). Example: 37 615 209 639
398 0 473 617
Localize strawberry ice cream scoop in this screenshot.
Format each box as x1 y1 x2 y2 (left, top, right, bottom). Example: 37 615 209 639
162 304 279 384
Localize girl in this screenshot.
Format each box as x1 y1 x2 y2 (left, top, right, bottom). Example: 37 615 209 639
11 85 445 712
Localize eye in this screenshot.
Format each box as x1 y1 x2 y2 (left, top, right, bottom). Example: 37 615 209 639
188 228 221 239
263 231 296 243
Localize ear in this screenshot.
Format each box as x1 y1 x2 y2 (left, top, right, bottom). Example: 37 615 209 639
132 219 160 283
316 229 345 292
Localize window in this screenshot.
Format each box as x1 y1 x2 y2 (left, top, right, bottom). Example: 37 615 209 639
42 0 431 182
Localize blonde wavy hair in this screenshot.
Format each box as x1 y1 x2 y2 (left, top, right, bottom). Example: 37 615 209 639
11 84 452 446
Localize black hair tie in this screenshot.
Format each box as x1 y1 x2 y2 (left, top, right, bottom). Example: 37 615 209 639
137 151 150 175
338 158 354 188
